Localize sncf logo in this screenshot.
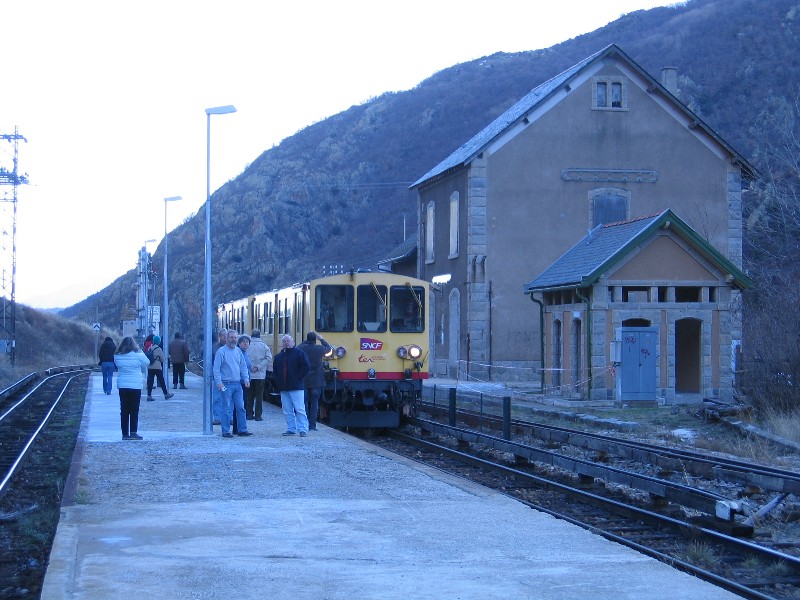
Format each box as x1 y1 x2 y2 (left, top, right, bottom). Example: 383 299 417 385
360 337 383 351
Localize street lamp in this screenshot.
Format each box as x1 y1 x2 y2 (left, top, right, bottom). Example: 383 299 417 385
163 195 182 385
203 104 236 435
140 239 156 348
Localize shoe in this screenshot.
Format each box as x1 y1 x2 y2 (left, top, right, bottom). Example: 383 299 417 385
146 396 155 401
222 432 233 438
173 384 178 389
122 435 131 440
299 431 307 437
254 417 263 421
282 431 296 436
164 393 174 400
237 431 253 436
309 427 317 431
246 416 254 420
129 433 143 440
213 420 221 425
180 385 188 389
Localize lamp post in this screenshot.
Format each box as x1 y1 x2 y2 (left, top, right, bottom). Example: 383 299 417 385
140 239 156 348
203 104 237 435
163 195 182 386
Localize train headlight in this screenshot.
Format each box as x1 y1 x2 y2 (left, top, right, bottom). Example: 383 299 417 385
335 346 347 359
367 368 376 379
408 345 422 360
397 346 408 359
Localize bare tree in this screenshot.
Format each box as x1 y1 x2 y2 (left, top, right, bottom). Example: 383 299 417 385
743 90 800 412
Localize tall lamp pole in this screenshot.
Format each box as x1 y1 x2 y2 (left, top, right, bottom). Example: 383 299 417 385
163 195 182 386
141 239 156 347
203 104 236 435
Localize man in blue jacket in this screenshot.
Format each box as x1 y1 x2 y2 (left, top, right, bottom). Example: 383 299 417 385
273 334 310 437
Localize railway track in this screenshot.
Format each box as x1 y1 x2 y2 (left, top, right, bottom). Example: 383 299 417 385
0 367 91 598
361 406 800 599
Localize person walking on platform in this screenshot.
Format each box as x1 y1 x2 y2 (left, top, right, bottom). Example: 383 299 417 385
113 336 150 440
168 332 190 389
298 332 330 431
98 336 117 395
213 329 251 438
146 335 174 401
211 328 227 425
273 334 310 437
246 329 272 421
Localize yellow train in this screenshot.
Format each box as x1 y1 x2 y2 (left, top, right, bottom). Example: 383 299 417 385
218 270 429 428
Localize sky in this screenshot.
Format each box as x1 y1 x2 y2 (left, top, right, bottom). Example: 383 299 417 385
0 0 676 309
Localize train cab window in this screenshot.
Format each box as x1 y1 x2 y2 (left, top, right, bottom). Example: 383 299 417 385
390 285 425 333
357 284 387 332
315 285 354 332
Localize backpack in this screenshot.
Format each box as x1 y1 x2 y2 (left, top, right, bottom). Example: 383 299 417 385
145 348 156 365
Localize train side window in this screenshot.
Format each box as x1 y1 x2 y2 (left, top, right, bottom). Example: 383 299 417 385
357 284 387 332
268 301 274 335
315 285 354 332
390 286 425 333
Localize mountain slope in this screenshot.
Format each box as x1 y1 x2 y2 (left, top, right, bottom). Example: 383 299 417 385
60 0 800 355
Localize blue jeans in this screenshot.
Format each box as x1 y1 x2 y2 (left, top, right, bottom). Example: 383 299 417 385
304 386 322 429
219 382 247 434
281 389 308 433
101 361 115 393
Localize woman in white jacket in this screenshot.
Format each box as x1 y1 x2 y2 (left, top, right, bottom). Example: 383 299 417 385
113 336 150 440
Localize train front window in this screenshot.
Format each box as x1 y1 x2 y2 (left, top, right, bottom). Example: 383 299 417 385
390 285 425 333
315 285 354 332
357 284 387 332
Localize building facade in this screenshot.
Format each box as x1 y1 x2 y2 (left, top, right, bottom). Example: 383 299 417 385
411 45 756 397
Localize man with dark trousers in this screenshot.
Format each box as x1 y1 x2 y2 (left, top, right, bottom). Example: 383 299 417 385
168 332 190 389
297 332 330 431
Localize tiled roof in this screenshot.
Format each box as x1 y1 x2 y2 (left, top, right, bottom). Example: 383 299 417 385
412 45 757 189
523 213 663 292
411 46 610 188
377 233 418 266
523 209 753 293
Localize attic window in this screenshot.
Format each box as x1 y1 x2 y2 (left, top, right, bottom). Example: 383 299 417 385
592 77 627 111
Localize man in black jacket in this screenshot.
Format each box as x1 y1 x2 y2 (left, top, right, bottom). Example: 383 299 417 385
298 332 331 431
273 334 310 436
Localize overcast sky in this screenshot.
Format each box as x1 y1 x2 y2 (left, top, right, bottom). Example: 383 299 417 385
0 0 676 309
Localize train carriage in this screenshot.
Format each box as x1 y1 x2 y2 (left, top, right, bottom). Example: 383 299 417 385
218 270 430 429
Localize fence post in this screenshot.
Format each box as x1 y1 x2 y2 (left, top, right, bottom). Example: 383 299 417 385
449 387 457 427
503 396 511 440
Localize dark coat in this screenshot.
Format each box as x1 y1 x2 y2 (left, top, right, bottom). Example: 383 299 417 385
298 340 328 388
273 347 310 392
98 338 116 363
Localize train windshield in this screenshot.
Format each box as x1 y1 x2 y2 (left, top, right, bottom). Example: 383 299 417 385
315 285 354 332
390 285 425 333
357 284 387 332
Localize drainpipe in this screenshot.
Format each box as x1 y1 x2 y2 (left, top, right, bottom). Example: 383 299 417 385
529 293 545 393
575 287 592 399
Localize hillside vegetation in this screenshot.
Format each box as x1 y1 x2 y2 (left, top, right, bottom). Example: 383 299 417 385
45 0 800 407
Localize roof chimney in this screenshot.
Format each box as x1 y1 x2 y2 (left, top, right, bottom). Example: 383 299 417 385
661 67 678 95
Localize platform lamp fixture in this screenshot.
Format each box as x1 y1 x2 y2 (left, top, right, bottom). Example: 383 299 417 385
203 104 237 435
163 195 182 385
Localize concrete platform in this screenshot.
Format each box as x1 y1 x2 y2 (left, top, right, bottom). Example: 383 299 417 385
42 372 739 599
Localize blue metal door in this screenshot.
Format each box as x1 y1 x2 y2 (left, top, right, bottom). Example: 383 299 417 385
620 328 657 401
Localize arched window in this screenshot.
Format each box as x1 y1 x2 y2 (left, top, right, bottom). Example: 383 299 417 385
425 201 435 263
590 187 630 227
449 192 459 258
